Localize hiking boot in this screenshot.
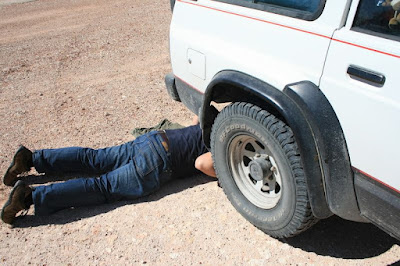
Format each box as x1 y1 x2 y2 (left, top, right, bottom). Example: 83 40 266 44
3 146 33 186
1 180 32 225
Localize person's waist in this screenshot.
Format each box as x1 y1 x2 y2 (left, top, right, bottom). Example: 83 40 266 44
157 130 169 152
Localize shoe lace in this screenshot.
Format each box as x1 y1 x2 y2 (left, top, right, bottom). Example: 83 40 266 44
19 206 30 218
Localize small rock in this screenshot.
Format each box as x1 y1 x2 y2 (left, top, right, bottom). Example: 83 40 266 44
169 253 179 259
278 258 287 264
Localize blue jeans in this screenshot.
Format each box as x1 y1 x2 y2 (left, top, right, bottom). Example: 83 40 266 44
31 132 172 215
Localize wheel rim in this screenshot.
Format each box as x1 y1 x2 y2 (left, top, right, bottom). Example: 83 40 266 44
228 134 282 209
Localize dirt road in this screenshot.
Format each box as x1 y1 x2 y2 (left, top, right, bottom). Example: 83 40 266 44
0 0 399 264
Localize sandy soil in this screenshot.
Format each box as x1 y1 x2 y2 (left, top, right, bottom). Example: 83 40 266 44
0 0 399 265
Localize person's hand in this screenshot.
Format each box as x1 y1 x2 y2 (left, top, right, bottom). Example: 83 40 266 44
191 116 199 125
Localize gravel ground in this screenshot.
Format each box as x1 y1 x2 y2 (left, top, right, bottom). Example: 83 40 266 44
1 0 399 265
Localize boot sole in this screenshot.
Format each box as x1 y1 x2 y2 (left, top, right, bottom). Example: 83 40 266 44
1 180 25 224
3 146 29 187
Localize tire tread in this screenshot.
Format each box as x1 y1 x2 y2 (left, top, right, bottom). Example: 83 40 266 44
211 102 317 238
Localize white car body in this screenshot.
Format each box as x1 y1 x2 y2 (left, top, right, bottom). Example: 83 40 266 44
167 0 400 239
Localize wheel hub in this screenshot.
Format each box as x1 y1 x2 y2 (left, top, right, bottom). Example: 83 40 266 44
248 155 272 181
228 135 283 209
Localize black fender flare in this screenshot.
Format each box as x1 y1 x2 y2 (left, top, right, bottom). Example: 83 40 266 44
201 71 365 221
201 70 332 219
284 81 364 222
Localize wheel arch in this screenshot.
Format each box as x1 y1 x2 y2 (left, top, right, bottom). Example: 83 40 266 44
284 81 365 222
202 70 364 221
201 70 332 219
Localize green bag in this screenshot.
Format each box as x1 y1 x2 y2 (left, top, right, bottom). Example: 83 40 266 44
131 119 184 138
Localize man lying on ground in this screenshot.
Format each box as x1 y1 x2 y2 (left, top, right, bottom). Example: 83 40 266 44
1 117 216 224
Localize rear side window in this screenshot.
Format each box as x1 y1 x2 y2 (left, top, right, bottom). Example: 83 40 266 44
256 0 320 12
353 0 400 41
212 0 326 21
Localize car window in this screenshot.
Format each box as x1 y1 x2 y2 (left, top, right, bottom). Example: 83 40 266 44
255 0 320 13
353 0 400 41
212 0 325 21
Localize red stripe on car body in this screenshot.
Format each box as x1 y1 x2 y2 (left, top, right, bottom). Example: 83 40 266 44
178 0 400 59
353 167 400 194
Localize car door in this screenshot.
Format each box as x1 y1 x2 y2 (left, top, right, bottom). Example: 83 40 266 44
320 0 400 237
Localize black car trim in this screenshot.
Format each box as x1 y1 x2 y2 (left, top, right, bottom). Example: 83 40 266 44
165 73 181 102
353 167 400 194
354 168 400 240
174 76 204 115
284 81 365 222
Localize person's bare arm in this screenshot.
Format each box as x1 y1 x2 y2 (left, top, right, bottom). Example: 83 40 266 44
191 115 199 125
193 115 216 177
195 152 217 177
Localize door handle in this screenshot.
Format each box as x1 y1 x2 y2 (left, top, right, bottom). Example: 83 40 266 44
347 65 385 86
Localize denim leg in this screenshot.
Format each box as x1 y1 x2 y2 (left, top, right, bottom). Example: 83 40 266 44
33 134 154 176
32 133 171 215
33 161 161 215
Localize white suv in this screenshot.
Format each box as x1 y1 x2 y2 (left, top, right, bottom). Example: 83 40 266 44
165 0 400 239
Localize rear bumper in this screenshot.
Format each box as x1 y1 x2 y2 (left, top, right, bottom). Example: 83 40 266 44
164 73 180 102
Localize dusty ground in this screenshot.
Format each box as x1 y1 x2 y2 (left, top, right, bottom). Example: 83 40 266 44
0 0 399 265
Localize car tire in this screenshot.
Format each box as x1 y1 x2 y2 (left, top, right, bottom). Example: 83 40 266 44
211 102 317 238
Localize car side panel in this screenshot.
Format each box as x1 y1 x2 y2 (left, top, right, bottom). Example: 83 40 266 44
169 0 349 94
320 19 400 191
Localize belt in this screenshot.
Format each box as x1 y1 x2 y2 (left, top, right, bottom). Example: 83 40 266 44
158 130 169 152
